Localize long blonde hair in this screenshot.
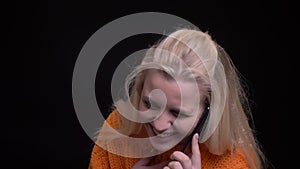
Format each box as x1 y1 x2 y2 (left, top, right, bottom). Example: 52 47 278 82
114 28 266 169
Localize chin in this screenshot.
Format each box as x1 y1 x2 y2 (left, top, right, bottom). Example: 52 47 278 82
150 139 174 152
149 135 182 152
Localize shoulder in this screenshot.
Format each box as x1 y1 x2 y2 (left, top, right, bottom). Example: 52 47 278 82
201 146 250 169
88 143 110 169
89 142 140 169
104 109 121 129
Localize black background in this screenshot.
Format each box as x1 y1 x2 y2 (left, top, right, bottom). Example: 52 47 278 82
10 0 294 168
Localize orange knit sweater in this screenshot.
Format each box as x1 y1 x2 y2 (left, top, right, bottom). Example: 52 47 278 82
88 110 249 169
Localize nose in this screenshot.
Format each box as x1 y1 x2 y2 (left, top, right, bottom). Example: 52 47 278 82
152 110 175 133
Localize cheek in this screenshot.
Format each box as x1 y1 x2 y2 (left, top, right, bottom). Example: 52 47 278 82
173 117 199 134
138 100 143 110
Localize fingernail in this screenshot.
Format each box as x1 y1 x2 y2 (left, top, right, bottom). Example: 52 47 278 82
170 154 173 160
194 133 199 140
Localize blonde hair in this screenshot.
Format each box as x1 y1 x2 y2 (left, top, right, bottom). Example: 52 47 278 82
114 28 266 169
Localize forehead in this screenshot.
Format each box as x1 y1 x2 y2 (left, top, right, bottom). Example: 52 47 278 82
143 69 204 104
144 69 198 88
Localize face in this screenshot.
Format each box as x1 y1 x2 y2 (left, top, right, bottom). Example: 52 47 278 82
138 70 206 152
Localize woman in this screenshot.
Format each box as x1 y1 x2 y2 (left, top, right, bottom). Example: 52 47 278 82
88 28 266 169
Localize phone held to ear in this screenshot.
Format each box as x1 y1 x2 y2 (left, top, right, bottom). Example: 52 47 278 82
180 106 210 153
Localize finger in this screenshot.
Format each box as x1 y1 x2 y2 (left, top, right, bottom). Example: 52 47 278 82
170 151 191 168
168 161 183 169
163 167 170 169
191 133 201 168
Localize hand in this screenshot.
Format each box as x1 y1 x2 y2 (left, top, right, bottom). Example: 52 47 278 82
163 133 201 169
132 157 169 169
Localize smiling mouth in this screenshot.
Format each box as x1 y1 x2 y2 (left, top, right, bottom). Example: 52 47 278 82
149 124 175 138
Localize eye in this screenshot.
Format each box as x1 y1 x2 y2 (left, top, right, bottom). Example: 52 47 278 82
143 99 151 109
170 109 179 117
170 109 190 118
142 98 161 110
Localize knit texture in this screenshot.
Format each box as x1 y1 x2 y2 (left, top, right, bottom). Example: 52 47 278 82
88 110 249 169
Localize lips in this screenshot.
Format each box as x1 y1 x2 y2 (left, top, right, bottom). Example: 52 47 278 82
149 124 175 138
147 124 181 151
